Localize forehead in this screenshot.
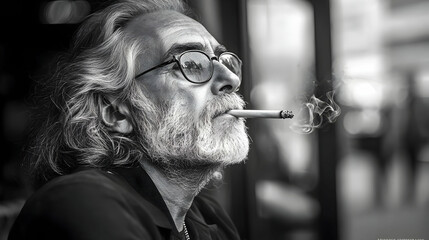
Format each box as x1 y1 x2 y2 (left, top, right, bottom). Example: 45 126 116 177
125 10 220 58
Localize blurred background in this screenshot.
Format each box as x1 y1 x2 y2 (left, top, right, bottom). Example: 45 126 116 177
1 0 428 239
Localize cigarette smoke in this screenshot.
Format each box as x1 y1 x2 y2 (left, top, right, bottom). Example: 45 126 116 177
290 91 341 134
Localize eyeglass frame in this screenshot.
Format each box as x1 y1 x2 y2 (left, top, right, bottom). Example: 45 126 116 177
134 50 242 84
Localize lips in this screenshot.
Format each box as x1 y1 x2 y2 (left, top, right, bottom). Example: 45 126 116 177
213 109 232 119
213 107 244 119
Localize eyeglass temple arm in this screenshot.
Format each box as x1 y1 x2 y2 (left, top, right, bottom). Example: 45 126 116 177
135 59 176 79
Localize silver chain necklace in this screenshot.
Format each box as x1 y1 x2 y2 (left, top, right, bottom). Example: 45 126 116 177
183 222 190 240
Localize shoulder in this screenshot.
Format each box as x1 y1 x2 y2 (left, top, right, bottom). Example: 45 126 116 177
9 169 154 239
27 169 122 209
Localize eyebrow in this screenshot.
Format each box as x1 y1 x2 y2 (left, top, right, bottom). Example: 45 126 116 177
162 43 229 60
214 45 228 56
162 42 205 60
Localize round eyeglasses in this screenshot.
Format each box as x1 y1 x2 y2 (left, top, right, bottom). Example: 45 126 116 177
135 50 242 84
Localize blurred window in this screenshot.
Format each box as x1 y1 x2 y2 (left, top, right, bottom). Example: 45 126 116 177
247 0 319 239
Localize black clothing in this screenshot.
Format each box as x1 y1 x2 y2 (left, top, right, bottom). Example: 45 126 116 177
8 166 240 240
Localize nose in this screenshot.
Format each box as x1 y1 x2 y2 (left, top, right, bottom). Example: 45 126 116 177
210 61 241 95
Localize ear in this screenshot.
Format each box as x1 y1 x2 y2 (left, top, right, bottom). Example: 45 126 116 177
100 97 133 134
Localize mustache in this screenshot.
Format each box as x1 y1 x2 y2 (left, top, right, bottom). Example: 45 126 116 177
201 93 246 119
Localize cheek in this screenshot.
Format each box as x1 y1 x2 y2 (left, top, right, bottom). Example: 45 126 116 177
173 88 200 119
139 73 213 119
180 85 212 119
137 76 176 106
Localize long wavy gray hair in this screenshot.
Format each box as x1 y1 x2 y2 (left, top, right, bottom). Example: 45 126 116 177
26 0 191 188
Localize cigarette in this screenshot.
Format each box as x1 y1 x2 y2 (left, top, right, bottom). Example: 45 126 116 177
227 110 294 119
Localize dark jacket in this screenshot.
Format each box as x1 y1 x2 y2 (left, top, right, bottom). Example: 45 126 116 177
8 165 240 240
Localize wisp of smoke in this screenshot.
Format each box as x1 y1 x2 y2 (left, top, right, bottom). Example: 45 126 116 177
290 91 341 134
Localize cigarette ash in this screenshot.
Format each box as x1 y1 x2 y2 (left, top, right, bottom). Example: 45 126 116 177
290 91 341 134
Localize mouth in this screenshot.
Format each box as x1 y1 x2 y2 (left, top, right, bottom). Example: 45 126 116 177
213 109 231 119
213 108 243 119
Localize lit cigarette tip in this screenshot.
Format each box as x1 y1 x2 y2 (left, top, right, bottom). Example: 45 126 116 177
280 110 294 119
227 110 294 119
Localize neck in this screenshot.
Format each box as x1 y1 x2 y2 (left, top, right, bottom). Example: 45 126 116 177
139 160 209 232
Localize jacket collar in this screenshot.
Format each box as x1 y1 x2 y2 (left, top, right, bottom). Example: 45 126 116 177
107 163 219 240
109 164 178 230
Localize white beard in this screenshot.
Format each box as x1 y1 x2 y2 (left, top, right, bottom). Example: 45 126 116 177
133 93 249 189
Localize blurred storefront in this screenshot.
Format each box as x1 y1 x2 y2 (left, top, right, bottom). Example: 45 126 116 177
332 0 429 239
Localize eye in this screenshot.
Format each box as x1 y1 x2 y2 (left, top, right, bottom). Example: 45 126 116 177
172 63 180 71
182 61 203 73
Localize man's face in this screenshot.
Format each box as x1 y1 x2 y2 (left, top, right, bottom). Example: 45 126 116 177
124 11 249 170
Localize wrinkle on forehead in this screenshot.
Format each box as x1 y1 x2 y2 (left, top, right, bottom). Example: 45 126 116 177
124 10 219 55
124 11 202 41
162 30 215 52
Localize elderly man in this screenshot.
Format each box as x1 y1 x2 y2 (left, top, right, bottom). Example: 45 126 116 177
8 0 249 239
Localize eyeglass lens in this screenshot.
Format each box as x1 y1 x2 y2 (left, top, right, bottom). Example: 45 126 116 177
179 51 241 83
219 53 242 79
180 51 213 83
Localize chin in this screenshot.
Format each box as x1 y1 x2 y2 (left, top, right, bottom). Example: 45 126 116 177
198 117 250 166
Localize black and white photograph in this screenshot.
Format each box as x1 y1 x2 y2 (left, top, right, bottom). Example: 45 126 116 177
0 0 428 239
